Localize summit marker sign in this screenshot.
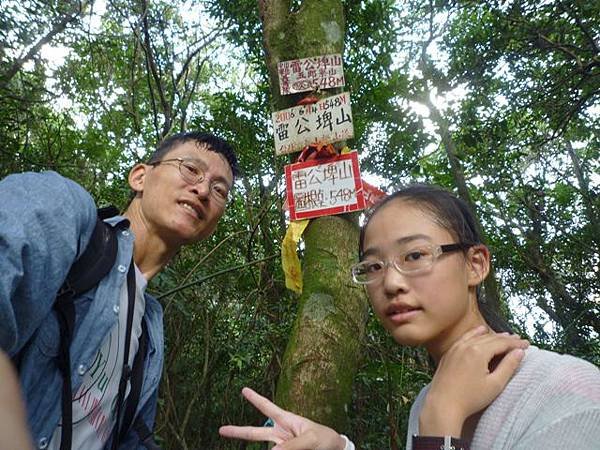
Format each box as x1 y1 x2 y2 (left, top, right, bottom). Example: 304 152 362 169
272 92 354 155
277 54 345 95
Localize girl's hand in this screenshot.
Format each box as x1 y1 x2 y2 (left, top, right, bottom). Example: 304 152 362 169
419 326 529 437
219 387 347 450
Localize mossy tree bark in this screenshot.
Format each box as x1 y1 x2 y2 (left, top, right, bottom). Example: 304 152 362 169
258 0 369 431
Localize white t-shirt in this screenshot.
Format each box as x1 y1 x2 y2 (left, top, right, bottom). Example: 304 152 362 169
48 266 147 450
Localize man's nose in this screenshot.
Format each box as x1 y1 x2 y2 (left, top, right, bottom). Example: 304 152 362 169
191 178 211 199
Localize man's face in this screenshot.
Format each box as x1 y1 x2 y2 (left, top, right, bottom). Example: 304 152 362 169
130 141 234 246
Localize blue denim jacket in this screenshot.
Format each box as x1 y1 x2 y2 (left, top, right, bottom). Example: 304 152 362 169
0 171 164 450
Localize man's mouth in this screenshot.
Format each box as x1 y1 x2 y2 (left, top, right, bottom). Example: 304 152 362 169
179 201 202 220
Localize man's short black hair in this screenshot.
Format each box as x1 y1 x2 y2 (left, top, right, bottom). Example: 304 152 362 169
148 131 240 179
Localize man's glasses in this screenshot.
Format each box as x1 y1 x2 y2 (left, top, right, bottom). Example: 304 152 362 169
148 158 231 205
351 243 472 284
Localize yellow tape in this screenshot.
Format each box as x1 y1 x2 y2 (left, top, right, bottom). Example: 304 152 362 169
281 219 310 294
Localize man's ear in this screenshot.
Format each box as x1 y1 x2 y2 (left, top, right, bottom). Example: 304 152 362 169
128 163 148 194
467 244 490 288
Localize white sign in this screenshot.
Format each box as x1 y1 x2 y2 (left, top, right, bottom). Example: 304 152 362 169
278 54 345 95
272 92 354 155
285 151 365 221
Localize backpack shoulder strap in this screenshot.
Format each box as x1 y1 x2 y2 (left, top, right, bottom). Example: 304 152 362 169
116 314 159 449
133 416 161 450
118 319 149 443
54 205 120 450
98 205 121 221
57 207 119 300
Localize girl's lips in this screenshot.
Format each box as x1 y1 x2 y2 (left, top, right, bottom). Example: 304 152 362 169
387 308 422 324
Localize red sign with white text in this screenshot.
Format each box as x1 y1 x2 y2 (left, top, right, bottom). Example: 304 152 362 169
285 152 365 221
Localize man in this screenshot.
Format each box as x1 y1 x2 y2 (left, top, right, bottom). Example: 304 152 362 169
0 131 239 450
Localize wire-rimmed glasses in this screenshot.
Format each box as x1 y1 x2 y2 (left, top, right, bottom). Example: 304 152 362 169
351 243 472 284
148 158 231 205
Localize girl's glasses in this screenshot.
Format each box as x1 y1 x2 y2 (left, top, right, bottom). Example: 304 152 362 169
351 243 472 284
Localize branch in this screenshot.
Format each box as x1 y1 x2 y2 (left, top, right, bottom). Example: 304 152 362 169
1 1 89 86
156 254 278 300
139 0 171 139
174 27 223 87
557 1 600 54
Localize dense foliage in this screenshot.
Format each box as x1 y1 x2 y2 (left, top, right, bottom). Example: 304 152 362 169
1 1 598 448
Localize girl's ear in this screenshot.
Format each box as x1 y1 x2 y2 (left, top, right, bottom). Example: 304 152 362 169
128 163 148 194
467 244 490 288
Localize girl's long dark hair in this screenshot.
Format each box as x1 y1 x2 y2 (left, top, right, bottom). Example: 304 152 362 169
359 184 513 333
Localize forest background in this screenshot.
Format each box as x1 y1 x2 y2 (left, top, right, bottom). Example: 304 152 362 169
1 0 598 448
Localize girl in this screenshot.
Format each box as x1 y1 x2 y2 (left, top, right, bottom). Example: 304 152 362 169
220 185 600 450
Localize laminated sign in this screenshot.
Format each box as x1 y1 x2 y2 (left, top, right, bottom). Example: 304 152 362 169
273 92 354 155
278 54 345 95
285 151 366 221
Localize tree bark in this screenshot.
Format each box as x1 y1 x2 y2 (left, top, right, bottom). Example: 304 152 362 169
565 140 600 255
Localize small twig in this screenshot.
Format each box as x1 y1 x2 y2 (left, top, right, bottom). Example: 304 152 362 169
156 254 278 300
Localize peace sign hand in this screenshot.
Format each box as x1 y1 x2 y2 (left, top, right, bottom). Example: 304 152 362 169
219 388 346 450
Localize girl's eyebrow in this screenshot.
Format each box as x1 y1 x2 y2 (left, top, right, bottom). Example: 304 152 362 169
362 234 431 259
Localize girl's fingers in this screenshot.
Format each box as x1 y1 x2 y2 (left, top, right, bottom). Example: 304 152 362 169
241 387 288 423
487 347 526 388
272 432 317 450
472 334 529 359
218 425 281 444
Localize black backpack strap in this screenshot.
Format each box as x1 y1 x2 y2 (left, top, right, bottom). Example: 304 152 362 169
54 206 119 450
57 213 118 299
55 297 75 450
133 418 161 450
111 268 158 450
98 205 121 221
118 319 148 443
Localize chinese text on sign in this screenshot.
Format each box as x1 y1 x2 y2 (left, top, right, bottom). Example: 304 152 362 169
272 92 354 155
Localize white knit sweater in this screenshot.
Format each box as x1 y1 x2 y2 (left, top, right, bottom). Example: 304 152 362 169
406 346 600 449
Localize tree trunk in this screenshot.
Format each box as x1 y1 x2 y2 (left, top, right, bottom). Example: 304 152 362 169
275 216 368 429
565 140 600 255
258 0 369 431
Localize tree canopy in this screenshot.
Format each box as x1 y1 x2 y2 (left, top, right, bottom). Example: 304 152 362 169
1 0 598 448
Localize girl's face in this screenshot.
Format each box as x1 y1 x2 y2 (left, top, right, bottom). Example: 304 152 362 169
362 199 486 356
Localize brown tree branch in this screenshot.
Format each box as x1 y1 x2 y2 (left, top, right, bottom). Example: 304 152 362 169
1 1 89 87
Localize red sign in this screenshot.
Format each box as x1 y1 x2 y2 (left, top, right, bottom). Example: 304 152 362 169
285 152 366 221
362 180 387 208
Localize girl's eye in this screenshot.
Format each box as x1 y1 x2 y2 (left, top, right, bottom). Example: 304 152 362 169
366 262 384 273
405 251 424 262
